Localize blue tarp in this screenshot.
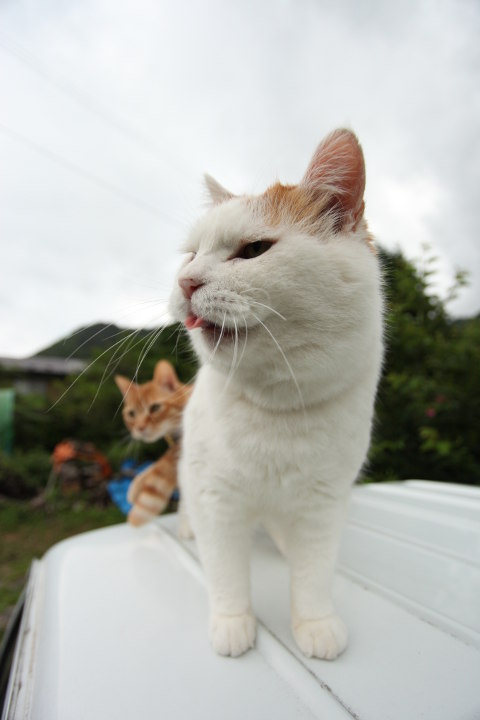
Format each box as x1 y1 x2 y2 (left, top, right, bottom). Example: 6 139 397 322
108 459 179 515
108 459 152 514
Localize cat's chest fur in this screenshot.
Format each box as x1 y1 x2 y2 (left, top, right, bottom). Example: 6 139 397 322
183 363 374 510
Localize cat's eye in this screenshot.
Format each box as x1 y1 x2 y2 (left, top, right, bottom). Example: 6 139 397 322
149 403 162 413
236 240 275 260
127 409 136 418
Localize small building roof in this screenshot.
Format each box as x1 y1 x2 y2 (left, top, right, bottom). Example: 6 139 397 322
0 356 87 376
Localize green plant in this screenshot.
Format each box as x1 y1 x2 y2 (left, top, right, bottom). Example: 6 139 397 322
366 249 479 485
0 449 52 499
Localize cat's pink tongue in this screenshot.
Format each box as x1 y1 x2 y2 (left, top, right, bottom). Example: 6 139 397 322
185 313 206 330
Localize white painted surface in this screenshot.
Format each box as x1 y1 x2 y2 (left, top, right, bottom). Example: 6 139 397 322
339 483 480 644
4 482 480 720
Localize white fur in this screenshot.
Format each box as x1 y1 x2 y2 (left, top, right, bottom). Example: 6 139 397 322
169 132 383 659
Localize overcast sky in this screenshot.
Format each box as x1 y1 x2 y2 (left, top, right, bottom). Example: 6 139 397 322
1 0 479 357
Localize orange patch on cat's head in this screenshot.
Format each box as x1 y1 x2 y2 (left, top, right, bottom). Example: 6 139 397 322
261 182 333 231
261 180 375 254
259 129 375 253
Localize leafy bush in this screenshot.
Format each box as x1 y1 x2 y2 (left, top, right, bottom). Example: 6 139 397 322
367 250 479 485
0 449 52 499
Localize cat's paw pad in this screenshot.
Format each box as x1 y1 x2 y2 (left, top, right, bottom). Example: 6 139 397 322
293 614 347 660
209 612 256 657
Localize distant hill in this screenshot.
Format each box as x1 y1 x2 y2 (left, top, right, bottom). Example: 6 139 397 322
35 322 178 361
33 321 197 383
34 323 189 360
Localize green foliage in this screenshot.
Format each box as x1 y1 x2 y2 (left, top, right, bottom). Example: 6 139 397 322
0 449 52 499
2 262 479 492
0 323 197 498
367 249 480 485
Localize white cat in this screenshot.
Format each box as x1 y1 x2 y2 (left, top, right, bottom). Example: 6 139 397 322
168 129 383 659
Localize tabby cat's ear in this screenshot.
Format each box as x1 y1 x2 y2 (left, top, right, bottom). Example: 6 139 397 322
204 174 235 205
301 129 366 231
114 375 133 396
153 360 180 392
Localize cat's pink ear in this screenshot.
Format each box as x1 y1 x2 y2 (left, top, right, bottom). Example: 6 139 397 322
301 129 365 230
153 360 180 392
114 375 133 396
204 174 235 205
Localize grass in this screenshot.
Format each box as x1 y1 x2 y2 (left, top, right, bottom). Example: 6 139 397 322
0 496 124 643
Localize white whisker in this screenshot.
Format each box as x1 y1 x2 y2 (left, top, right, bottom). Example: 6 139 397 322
220 317 239 395
66 323 126 361
246 299 287 322
236 314 249 369
210 313 227 362
90 321 173 412
250 310 307 423
66 297 168 359
133 326 168 382
89 328 151 410
51 294 173 411
171 323 186 359
48 327 150 411
237 288 286 321
232 317 239 372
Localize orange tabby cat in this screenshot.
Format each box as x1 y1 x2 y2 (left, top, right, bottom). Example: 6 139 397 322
114 360 192 526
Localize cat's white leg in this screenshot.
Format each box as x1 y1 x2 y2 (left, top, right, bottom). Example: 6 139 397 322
177 498 194 539
193 504 256 657
263 516 287 556
176 456 194 539
287 497 349 660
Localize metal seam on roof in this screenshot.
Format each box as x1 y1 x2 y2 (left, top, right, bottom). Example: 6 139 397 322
346 517 480 567
337 565 480 650
161 524 358 719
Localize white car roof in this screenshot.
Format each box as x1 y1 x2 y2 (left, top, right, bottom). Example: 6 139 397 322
4 480 480 719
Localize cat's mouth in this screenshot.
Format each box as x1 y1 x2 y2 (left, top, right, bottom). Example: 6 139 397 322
185 313 239 341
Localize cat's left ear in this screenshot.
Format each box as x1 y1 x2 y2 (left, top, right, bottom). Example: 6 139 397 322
301 128 365 231
114 375 134 396
204 174 235 205
153 360 180 392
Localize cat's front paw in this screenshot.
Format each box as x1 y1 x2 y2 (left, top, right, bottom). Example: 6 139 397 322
293 614 347 660
209 612 256 657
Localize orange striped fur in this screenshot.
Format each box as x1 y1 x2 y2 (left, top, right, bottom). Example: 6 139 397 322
114 361 192 526
126 443 180 526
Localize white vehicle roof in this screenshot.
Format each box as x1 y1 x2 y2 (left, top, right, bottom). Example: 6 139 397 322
3 480 480 719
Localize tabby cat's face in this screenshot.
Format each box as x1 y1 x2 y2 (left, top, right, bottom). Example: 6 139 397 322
115 361 191 443
119 381 182 442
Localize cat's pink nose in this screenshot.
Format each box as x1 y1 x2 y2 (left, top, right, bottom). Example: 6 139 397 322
179 277 204 300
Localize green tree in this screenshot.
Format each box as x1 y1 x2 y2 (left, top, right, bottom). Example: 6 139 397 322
368 249 479 485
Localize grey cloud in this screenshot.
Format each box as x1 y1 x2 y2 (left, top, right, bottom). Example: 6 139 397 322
1 0 479 356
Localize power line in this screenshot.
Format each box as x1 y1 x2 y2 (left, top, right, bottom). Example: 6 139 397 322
0 31 175 164
0 121 176 222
